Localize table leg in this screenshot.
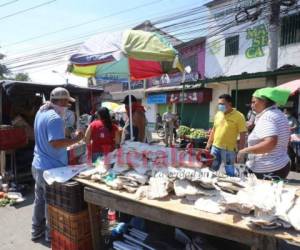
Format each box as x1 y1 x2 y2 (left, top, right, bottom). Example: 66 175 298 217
88 203 102 250
0 151 5 176
252 236 277 250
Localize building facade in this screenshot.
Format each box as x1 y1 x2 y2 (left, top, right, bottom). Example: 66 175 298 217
204 0 300 120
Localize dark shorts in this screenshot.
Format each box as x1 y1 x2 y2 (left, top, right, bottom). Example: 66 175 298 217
249 162 291 180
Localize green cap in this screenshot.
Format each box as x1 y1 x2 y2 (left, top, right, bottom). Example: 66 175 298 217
253 87 291 106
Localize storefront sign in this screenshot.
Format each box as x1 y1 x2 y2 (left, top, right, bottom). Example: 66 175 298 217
147 94 167 104
96 76 144 90
149 72 201 87
123 80 144 90
167 89 212 104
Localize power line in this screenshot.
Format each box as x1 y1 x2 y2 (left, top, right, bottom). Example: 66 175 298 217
0 0 56 21
6 0 271 71
2 0 248 50
0 0 19 8
1 0 163 48
3 3 196 57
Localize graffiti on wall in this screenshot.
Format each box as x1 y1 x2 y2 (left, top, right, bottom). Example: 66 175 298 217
209 40 221 55
245 24 268 59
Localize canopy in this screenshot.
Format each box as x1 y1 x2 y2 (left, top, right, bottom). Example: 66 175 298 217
101 101 125 113
68 29 184 140
275 79 300 95
68 30 183 81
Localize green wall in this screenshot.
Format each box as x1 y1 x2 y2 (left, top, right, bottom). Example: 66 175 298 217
177 103 209 129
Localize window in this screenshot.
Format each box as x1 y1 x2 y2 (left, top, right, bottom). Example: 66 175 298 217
182 54 198 72
281 12 300 46
225 35 239 56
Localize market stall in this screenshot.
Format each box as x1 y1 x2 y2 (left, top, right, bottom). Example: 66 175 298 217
177 125 209 149
77 180 300 250
39 141 300 249
0 80 103 185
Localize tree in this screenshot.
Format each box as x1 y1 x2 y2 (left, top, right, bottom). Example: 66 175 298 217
14 72 31 81
0 64 9 79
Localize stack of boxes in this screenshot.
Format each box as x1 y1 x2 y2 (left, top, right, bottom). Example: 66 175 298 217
46 181 92 250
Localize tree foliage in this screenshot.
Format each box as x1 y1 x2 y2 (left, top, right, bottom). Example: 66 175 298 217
0 64 9 79
14 72 31 81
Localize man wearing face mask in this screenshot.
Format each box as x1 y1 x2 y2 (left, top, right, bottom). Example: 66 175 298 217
205 94 247 171
31 87 84 243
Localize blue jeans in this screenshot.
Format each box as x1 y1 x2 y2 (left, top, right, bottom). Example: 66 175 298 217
210 146 236 171
31 166 50 239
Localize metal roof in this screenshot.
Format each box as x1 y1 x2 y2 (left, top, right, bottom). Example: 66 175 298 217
0 80 103 96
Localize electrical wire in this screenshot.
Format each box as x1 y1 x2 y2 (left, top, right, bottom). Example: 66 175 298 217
0 0 19 8
1 0 164 48
2 0 251 50
6 0 286 73
0 0 56 21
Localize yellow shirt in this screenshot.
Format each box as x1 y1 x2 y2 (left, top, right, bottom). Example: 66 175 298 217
213 109 247 151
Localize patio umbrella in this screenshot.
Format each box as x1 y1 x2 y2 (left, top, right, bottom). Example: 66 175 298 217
68 30 183 80
275 79 300 95
68 29 183 139
114 104 126 113
101 101 123 112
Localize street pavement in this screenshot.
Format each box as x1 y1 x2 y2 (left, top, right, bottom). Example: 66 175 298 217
0 186 50 250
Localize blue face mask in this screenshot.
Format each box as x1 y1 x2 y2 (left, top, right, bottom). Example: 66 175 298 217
218 104 226 113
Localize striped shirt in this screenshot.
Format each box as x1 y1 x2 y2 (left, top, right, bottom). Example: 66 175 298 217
246 106 290 173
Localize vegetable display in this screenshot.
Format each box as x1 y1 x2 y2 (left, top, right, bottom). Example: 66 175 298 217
177 126 208 139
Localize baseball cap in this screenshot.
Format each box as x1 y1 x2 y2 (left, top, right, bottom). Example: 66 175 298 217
50 87 75 102
122 95 137 105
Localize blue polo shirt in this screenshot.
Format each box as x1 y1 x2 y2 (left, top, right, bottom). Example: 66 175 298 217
32 109 67 170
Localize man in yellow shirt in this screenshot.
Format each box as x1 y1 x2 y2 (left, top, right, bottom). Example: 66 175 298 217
206 94 246 171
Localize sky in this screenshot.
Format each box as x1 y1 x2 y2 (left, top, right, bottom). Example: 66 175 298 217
0 0 210 86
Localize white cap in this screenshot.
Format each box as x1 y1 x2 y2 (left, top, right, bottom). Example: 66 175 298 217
50 87 75 102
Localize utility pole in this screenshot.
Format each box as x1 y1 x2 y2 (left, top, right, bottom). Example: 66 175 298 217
266 0 281 86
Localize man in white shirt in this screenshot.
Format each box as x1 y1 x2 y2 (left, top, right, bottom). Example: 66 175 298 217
162 106 175 147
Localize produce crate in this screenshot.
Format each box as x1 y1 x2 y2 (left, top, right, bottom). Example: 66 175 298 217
48 205 91 241
0 126 27 150
46 181 86 213
51 229 92 250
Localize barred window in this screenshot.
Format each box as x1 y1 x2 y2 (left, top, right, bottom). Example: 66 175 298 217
225 35 239 56
281 12 300 46
182 54 198 72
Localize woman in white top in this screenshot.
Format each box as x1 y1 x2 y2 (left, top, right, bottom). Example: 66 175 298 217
237 87 291 179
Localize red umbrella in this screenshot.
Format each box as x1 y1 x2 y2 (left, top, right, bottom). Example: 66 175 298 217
276 79 300 95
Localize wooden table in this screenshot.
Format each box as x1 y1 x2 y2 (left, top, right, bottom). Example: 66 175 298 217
76 178 300 250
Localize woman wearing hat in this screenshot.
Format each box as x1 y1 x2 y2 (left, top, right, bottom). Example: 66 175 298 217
237 87 291 179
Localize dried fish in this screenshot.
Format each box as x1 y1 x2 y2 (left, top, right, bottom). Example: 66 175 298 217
106 178 123 190
135 186 149 200
147 177 170 199
194 195 224 214
221 192 254 215
174 180 200 197
214 182 240 194
125 170 148 185
123 185 138 193
287 197 300 231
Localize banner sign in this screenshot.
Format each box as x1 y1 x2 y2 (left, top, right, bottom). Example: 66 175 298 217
167 89 212 104
147 94 167 104
149 71 201 87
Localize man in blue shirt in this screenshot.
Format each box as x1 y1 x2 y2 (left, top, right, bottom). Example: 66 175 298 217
31 87 83 243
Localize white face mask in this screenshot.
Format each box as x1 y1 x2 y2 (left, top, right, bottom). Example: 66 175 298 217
52 103 68 117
